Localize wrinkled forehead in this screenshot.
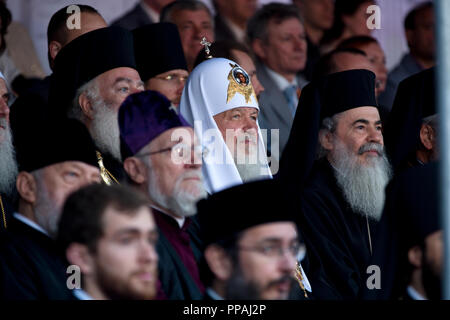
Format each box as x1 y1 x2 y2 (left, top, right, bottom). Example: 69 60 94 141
336 106 380 124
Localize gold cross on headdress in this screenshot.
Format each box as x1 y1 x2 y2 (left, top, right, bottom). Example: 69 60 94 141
200 36 213 59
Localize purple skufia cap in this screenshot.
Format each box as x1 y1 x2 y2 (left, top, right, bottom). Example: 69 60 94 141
119 90 191 160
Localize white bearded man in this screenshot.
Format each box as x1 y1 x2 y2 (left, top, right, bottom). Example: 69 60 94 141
49 26 144 184
180 57 272 193
0 71 17 231
279 69 392 300
119 90 207 300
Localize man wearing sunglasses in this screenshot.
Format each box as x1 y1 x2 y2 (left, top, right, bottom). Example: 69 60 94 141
119 90 208 300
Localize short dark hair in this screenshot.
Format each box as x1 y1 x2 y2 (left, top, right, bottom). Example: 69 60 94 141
321 0 375 48
160 0 212 23
193 40 253 68
404 1 433 31
47 4 100 46
199 232 243 286
57 184 150 254
337 35 379 50
247 3 303 45
313 47 367 80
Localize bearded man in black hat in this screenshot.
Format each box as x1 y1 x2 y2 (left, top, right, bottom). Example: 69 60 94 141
133 22 188 110
49 26 144 183
280 69 393 299
197 179 310 300
0 119 101 299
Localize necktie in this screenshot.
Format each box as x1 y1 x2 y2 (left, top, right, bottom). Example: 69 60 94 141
283 85 298 116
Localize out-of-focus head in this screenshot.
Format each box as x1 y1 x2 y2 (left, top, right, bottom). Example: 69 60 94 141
197 179 302 300
313 47 372 80
47 4 107 70
160 0 214 71
338 36 387 96
404 1 435 63
58 184 158 300
213 0 257 28
294 0 335 32
248 3 307 79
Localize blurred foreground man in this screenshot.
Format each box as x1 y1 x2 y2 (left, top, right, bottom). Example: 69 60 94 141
58 184 159 300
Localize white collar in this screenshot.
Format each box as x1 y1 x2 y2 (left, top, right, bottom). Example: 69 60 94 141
407 285 427 300
140 1 160 23
264 66 298 92
150 205 185 228
72 289 93 300
223 17 246 43
206 288 224 300
13 212 50 237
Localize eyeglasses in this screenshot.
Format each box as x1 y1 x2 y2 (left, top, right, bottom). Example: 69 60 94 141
154 74 187 84
138 142 209 160
238 242 306 260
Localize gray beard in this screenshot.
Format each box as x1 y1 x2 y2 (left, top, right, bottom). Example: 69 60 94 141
233 138 270 183
331 140 392 221
0 122 18 196
90 99 121 161
147 165 207 217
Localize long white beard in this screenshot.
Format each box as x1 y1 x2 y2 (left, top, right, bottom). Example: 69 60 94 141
90 99 121 161
233 131 268 183
0 120 18 196
331 140 392 221
148 166 207 217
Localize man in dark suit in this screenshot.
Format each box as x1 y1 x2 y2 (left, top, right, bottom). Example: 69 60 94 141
212 0 257 44
0 119 101 300
120 90 208 300
247 3 308 160
112 0 174 30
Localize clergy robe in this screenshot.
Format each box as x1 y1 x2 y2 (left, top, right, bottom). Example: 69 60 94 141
297 158 375 299
0 216 73 300
153 209 205 300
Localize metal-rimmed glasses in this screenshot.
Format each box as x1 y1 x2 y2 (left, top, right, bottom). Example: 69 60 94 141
237 242 306 260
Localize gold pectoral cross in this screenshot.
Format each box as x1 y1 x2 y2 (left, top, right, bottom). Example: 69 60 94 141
96 151 119 186
295 262 309 298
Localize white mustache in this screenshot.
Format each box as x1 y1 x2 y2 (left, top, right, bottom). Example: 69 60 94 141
236 132 257 144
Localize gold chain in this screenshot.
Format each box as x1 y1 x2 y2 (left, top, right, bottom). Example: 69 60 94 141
96 151 120 186
295 261 308 298
0 194 7 229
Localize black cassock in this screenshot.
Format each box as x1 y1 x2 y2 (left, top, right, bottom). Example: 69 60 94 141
297 158 375 299
154 210 204 300
0 216 73 300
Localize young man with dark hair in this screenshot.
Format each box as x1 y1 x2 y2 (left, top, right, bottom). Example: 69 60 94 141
57 184 158 300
